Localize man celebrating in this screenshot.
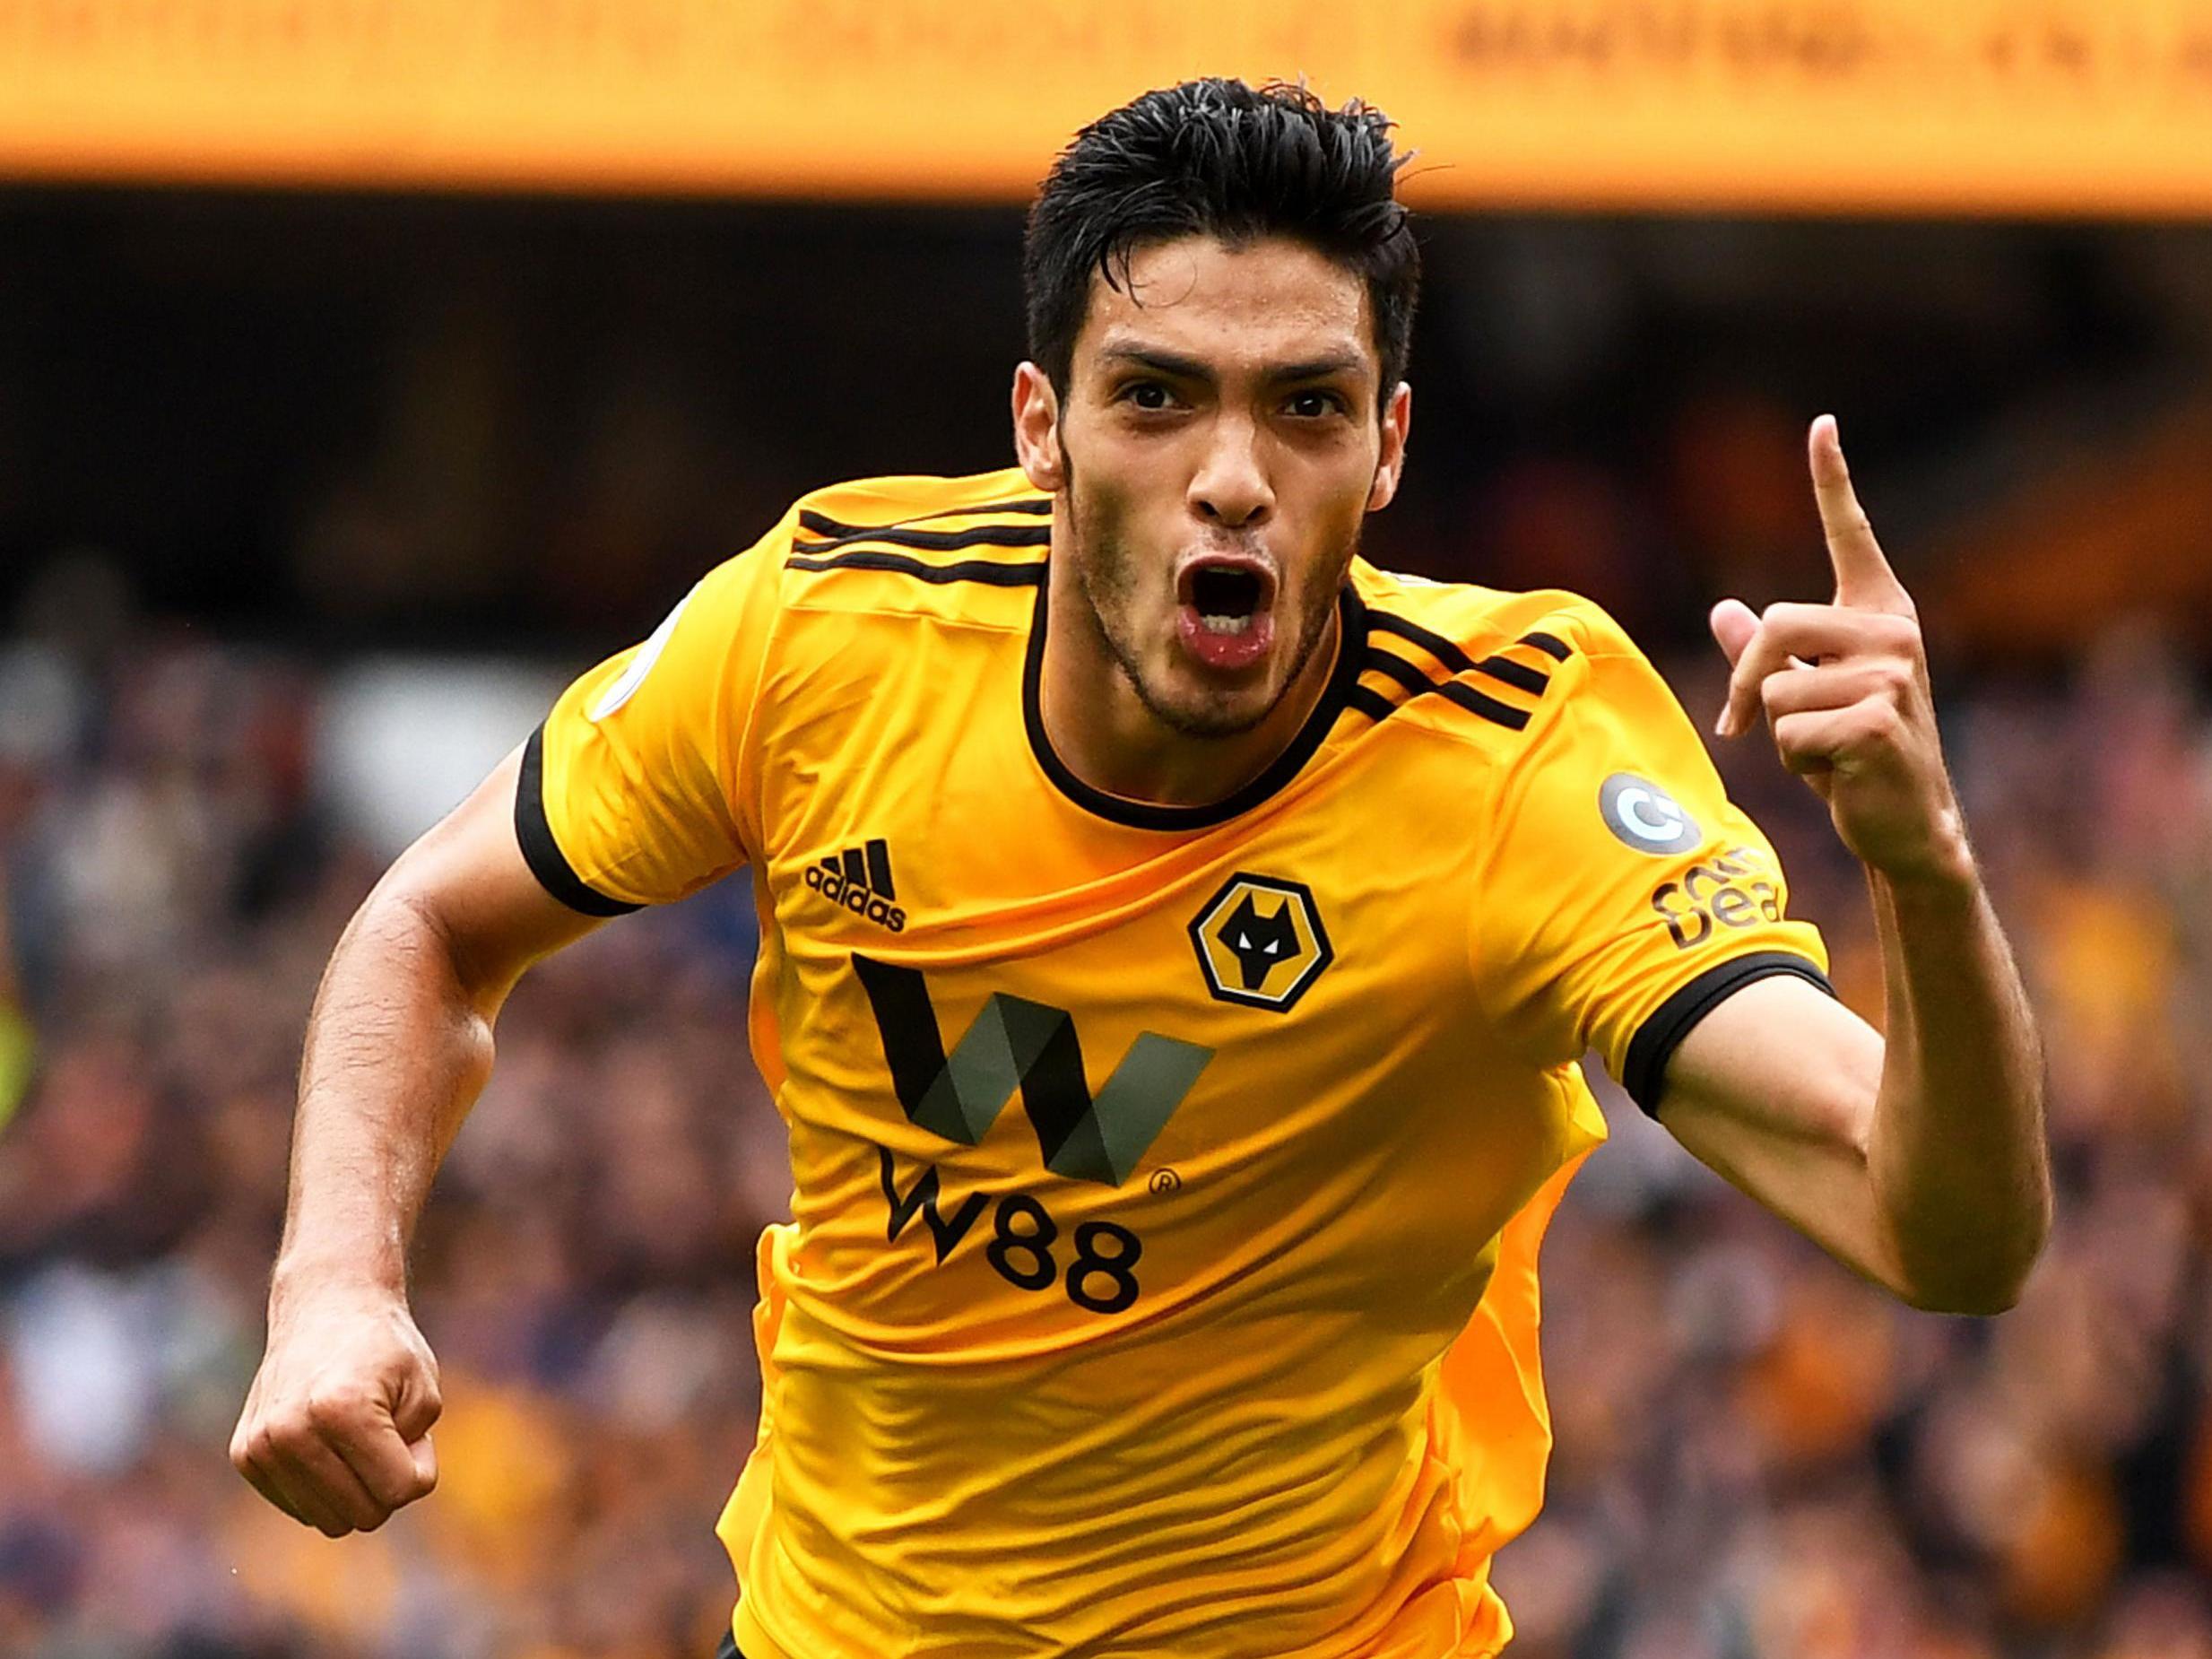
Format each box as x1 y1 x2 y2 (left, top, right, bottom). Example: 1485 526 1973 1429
233 80 2048 1658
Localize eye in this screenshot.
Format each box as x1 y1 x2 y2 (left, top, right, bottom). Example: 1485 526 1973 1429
1119 380 1176 412
1285 389 1349 420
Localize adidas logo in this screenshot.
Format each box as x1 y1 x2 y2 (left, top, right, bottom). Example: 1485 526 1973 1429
804 838 906 933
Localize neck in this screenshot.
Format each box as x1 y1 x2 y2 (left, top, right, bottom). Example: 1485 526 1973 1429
1037 564 1341 812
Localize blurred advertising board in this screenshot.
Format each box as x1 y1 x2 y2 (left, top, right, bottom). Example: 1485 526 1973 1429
4 0 2212 213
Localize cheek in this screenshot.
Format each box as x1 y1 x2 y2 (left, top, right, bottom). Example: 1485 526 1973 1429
1280 436 1375 511
1066 480 1140 603
1074 468 1177 575
1082 421 1199 514
1283 494 1367 621
1294 473 1370 560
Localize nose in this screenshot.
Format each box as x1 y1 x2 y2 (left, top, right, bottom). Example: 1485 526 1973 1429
1188 415 1274 530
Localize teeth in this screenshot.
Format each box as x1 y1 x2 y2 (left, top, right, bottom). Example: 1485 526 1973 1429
1201 613 1251 635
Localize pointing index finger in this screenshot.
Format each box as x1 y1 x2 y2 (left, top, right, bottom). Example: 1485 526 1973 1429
1809 414 1911 614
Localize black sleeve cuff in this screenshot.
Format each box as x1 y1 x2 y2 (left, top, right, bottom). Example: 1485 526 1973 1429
1622 951 1835 1116
515 724 644 918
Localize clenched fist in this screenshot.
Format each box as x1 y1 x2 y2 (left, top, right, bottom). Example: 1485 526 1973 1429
230 1281 442 1536
1711 415 1972 890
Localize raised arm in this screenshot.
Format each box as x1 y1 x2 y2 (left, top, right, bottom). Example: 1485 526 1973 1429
1657 416 2050 1315
230 748 603 1536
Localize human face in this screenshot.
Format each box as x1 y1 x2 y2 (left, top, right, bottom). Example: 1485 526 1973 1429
1014 236 1410 741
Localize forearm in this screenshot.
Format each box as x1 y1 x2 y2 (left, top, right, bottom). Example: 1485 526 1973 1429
1865 857 2050 1313
237 752 599 1534
273 887 502 1301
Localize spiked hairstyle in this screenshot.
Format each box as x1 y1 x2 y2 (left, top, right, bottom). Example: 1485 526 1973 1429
1023 78 1421 410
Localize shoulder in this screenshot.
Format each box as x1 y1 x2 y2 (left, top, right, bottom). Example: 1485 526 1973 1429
1349 563 1651 751
771 466 1052 628
615 467 1047 712
654 467 1050 679
1353 562 1637 659
791 467 1049 534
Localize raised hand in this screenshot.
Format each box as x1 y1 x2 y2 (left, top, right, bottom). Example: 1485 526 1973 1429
1709 416 1971 887
230 1281 442 1536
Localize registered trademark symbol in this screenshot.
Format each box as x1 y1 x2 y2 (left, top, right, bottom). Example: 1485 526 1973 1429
1147 1168 1183 1195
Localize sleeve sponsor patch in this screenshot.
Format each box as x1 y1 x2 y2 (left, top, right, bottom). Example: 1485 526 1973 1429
1647 846 1786 950
1598 772 1701 855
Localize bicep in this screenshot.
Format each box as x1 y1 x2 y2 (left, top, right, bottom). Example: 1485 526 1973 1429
370 745 608 1015
1657 976 1910 1298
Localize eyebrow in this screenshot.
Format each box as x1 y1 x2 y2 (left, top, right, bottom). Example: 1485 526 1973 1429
1096 344 1368 385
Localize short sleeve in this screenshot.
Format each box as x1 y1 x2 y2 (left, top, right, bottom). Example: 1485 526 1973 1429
1470 604 1833 1115
515 517 790 913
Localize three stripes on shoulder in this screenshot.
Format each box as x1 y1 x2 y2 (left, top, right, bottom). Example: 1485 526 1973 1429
1354 612 1569 733
786 503 1051 586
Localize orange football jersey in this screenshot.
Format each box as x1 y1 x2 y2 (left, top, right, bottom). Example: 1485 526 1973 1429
519 467 1830 1657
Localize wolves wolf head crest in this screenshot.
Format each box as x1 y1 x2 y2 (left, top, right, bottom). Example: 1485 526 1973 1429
1189 873 1334 1013
1217 893 1301 991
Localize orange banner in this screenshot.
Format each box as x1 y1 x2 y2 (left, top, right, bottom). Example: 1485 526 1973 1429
5 0 2212 213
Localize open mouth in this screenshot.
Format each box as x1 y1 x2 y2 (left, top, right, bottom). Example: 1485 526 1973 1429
1187 565 1268 634
1175 557 1278 672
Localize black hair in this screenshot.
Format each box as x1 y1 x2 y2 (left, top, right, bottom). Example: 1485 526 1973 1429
1023 78 1420 410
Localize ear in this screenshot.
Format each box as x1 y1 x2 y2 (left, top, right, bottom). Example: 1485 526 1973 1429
1011 362 1065 493
1366 381 1412 513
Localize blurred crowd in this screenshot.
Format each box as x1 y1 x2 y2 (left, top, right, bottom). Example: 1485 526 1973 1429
0 596 792 1658
4 473 2212 1659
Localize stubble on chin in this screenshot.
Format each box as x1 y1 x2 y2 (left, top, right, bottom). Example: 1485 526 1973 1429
1062 482 1348 743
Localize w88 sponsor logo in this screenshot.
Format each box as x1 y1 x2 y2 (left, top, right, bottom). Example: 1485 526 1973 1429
853 953 1214 1315
877 1149 1145 1315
